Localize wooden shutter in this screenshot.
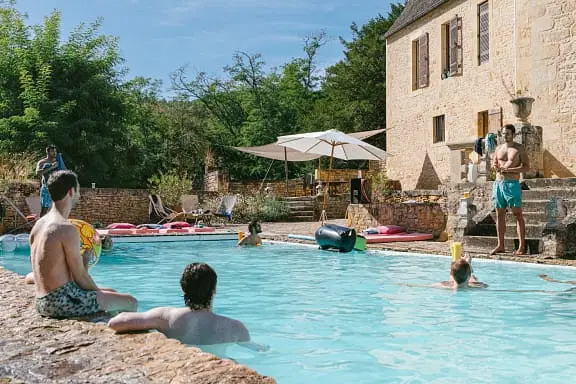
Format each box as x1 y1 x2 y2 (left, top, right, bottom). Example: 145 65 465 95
479 2 489 64
449 16 461 75
487 108 502 132
418 33 429 88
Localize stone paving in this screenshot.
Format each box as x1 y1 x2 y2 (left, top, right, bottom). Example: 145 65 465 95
0 269 275 384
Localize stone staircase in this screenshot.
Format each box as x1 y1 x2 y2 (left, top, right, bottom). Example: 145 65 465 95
283 196 316 222
464 178 576 254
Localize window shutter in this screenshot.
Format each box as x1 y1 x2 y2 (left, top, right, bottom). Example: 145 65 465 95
418 33 429 88
488 108 502 132
479 2 489 64
449 16 461 75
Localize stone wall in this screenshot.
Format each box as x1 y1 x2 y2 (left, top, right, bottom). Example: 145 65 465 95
1 183 150 232
516 0 576 178
315 194 350 220
386 0 576 190
347 190 448 235
229 179 314 197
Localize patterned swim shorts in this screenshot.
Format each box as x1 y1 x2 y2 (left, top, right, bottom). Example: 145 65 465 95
36 281 100 319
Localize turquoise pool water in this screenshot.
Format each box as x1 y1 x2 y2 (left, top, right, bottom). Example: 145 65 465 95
2 241 576 383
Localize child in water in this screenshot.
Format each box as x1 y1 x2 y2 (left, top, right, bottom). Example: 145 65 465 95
237 219 262 247
436 253 488 289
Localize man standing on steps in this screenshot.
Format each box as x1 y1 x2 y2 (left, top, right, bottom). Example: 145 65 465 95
490 124 530 256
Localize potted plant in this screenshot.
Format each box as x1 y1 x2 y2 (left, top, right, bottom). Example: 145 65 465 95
510 90 535 122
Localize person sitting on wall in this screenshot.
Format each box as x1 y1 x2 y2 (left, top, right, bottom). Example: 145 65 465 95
108 263 252 346
30 170 137 318
237 219 262 247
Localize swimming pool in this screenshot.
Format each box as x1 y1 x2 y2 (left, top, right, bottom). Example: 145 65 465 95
2 241 576 383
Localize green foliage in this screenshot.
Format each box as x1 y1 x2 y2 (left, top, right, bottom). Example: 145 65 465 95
365 170 394 197
0 1 404 189
148 170 192 208
203 193 290 223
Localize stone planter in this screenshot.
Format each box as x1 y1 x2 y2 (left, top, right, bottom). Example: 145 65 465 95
510 97 535 123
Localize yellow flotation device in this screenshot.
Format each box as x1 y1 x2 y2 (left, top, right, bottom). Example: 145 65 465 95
69 219 102 268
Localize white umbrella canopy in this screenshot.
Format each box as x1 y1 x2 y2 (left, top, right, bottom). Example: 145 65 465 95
276 129 387 223
276 129 387 161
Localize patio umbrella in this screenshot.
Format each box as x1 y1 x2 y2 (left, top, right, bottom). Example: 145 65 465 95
276 129 387 222
233 128 386 196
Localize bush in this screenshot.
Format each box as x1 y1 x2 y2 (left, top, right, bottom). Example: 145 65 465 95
148 170 192 209
203 193 290 223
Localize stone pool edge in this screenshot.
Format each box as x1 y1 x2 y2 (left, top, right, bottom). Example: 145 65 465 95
262 235 576 267
0 267 276 384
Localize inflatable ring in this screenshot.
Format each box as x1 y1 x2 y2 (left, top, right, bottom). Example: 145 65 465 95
69 219 102 268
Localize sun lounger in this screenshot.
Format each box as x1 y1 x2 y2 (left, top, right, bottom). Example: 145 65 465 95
363 232 434 244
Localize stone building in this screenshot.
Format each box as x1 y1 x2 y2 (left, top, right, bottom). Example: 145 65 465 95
384 0 576 190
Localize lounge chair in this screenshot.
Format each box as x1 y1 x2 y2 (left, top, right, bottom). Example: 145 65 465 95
207 195 238 226
0 195 37 233
25 196 41 219
177 194 210 225
148 194 178 224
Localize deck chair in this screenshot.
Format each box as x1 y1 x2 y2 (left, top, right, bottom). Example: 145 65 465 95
208 195 238 226
148 194 178 224
25 196 41 219
177 194 206 224
0 195 37 233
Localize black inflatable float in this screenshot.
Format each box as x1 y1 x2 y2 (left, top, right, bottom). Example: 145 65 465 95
315 224 356 253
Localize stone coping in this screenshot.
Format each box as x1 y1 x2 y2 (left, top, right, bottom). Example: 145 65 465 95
0 268 275 384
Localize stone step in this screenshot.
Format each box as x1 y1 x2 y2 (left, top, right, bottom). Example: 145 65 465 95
286 204 315 209
523 177 576 189
463 236 543 255
288 210 315 216
505 223 543 238
522 188 576 200
287 215 315 222
284 197 316 202
520 199 576 211
473 223 543 238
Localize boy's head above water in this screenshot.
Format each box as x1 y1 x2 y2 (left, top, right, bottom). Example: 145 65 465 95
450 259 472 285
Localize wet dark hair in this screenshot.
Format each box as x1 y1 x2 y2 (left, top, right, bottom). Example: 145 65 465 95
248 218 261 233
180 263 217 310
503 124 516 135
450 259 472 284
47 170 78 201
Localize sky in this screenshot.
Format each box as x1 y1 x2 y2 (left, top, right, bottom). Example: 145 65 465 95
15 0 395 93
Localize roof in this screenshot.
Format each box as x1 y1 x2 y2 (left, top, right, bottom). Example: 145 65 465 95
384 0 450 39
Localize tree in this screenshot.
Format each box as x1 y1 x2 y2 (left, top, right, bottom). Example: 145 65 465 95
315 3 405 149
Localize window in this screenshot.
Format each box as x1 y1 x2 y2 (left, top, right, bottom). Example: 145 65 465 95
478 2 489 64
433 115 445 143
412 33 429 90
441 16 462 78
477 110 489 137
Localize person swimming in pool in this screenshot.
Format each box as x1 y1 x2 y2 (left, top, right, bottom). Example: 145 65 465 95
237 219 262 247
30 170 137 318
108 262 257 347
399 253 487 290
435 254 488 289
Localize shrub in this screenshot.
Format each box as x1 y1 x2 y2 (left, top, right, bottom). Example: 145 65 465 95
148 170 192 209
203 193 290 223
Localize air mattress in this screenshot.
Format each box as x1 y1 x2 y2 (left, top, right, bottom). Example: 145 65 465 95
363 232 433 244
315 224 356 253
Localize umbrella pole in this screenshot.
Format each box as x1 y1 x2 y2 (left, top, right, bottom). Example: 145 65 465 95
320 145 334 224
284 147 289 197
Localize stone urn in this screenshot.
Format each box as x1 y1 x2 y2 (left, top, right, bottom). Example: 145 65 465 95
510 97 535 123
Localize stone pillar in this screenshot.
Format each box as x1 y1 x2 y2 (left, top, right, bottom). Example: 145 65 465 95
513 123 544 179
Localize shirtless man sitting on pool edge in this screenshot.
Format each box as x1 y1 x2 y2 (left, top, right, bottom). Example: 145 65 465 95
30 170 137 319
108 262 252 346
